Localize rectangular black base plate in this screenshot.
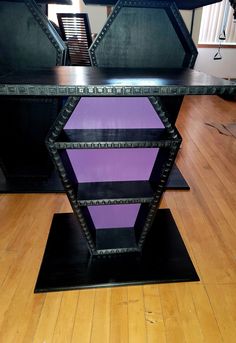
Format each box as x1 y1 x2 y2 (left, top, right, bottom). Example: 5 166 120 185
35 209 199 292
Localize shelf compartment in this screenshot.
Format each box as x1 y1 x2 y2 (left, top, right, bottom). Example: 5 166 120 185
81 203 149 253
59 147 170 205
77 181 154 205
64 97 165 130
56 96 168 148
66 148 159 183
88 203 140 229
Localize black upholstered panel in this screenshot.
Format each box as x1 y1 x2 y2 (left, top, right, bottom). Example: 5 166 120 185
89 0 198 69
0 0 66 72
0 0 66 185
93 8 185 68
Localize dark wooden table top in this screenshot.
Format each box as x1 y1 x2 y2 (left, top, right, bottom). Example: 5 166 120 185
83 0 222 10
0 67 235 97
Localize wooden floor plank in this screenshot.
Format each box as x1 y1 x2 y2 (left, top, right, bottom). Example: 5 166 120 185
0 251 18 288
190 284 222 343
173 283 204 343
33 292 63 343
71 289 95 343
110 286 129 343
158 284 187 343
90 288 111 343
0 194 28 251
127 286 147 343
52 291 79 343
205 284 236 343
143 285 166 343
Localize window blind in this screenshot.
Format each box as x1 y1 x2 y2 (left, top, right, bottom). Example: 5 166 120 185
199 0 236 44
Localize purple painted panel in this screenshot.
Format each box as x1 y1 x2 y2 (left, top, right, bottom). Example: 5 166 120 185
66 148 159 182
64 97 164 129
88 204 140 229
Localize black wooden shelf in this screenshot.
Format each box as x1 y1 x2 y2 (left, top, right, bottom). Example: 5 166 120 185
56 128 171 148
0 67 235 97
83 0 222 10
77 181 155 205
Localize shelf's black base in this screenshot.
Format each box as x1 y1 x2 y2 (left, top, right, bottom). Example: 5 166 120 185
0 164 189 193
34 209 199 293
0 168 63 193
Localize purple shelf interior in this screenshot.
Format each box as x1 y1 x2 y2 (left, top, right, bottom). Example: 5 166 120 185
64 97 164 129
88 204 141 229
64 97 163 231
66 148 159 182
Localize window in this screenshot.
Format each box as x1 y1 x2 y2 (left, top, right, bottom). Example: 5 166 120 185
199 0 236 44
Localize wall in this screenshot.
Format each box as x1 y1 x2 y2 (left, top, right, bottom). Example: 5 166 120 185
81 3 107 34
180 8 202 46
195 47 236 79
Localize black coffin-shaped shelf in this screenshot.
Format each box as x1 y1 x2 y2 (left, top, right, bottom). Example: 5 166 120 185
36 92 198 292
46 95 182 255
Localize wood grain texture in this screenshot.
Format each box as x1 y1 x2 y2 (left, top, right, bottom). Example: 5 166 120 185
143 285 166 343
128 286 147 343
0 95 235 342
110 286 129 343
90 288 111 343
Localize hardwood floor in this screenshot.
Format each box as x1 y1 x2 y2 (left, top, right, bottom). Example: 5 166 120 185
0 95 235 342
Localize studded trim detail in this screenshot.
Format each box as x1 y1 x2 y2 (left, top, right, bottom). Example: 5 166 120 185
0 84 234 97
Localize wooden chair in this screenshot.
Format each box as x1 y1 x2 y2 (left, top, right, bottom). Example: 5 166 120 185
57 13 92 66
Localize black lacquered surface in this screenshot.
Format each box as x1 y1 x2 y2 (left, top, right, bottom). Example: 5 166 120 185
96 227 137 250
58 128 170 146
34 209 199 292
77 181 154 205
13 1 72 3
0 67 235 96
83 0 221 10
